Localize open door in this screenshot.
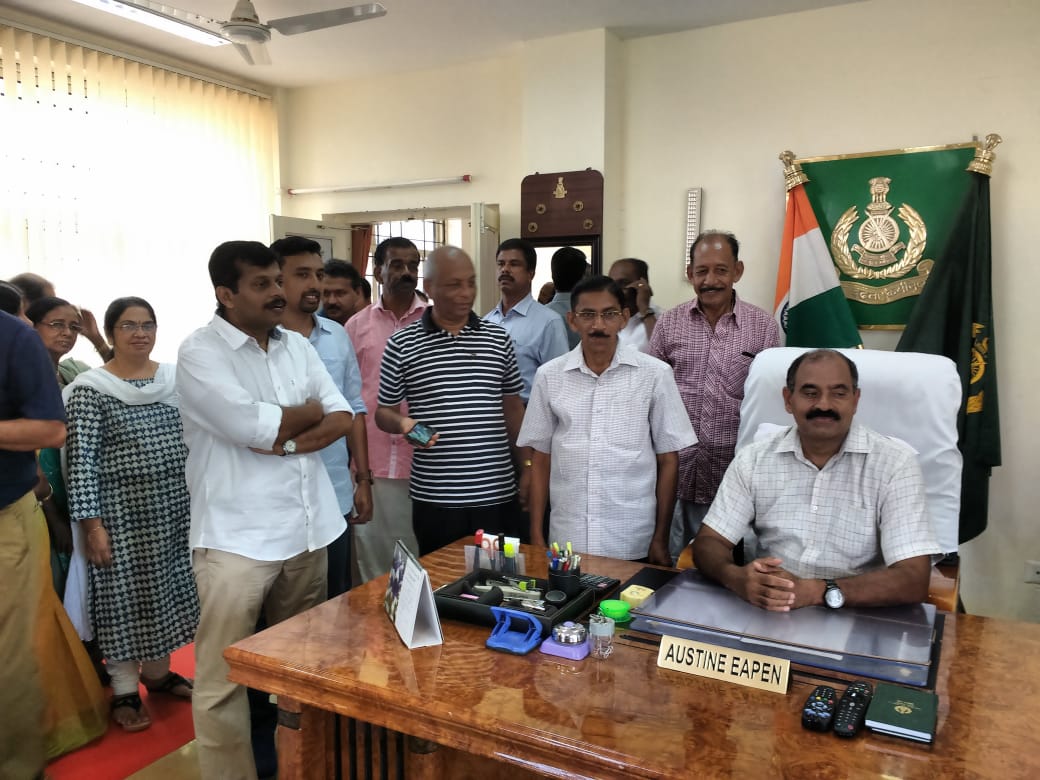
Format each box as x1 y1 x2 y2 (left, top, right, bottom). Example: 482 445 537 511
471 202 500 314
269 215 352 260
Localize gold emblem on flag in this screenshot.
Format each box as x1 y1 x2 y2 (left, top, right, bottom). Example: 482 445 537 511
968 322 988 413
831 178 932 305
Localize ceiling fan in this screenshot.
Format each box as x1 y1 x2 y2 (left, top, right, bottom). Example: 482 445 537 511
70 0 387 65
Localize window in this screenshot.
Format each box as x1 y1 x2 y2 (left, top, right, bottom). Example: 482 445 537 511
0 24 277 362
366 218 463 292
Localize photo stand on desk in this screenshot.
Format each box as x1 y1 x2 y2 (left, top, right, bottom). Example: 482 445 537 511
384 540 443 649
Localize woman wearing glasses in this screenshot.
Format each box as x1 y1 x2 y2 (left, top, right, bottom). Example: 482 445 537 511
64 297 199 732
25 296 92 389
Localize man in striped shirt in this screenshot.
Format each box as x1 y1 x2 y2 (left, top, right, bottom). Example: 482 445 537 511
375 246 528 555
649 231 780 550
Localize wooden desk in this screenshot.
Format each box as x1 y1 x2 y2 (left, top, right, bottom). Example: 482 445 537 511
226 542 1040 779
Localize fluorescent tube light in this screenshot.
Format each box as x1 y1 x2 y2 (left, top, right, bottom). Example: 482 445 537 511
68 0 230 47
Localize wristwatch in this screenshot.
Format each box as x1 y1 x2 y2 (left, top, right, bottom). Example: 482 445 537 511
823 579 845 609
282 439 298 456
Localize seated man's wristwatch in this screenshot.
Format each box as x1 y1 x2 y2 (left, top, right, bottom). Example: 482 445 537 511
823 579 845 609
282 439 298 456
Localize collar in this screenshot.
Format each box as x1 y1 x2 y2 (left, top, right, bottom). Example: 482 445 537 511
493 292 536 318
549 291 572 305
775 421 870 459
211 313 283 350
691 291 741 322
564 342 640 375
311 314 338 336
420 307 482 334
374 293 427 317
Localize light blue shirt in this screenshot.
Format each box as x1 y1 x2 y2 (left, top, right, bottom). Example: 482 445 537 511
545 291 580 349
485 293 569 401
302 315 367 516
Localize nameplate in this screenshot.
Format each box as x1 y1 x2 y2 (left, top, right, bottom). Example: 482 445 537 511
657 635 790 694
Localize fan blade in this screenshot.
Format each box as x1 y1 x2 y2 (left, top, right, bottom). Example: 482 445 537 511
232 41 271 66
267 3 387 36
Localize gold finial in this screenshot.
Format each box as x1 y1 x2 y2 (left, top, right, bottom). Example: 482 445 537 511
779 150 809 191
966 133 1002 176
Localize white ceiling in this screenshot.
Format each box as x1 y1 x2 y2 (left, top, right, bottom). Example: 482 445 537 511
0 0 861 89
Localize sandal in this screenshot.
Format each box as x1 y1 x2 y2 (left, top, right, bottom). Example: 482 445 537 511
142 671 194 699
111 693 152 732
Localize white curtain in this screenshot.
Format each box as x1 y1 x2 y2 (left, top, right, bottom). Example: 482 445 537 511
0 25 277 361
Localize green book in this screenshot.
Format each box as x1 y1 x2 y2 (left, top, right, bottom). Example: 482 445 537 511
865 683 938 743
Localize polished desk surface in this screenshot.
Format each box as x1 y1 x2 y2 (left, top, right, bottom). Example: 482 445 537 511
226 542 1040 779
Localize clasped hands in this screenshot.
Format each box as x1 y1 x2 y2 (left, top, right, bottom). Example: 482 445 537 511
737 557 821 612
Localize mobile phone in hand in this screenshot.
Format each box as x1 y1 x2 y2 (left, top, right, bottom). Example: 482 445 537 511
404 422 436 447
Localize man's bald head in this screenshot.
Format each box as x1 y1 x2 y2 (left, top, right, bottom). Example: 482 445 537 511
424 245 474 284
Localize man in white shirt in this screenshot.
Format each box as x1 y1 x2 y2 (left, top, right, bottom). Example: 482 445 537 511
609 257 659 353
519 275 697 564
177 240 353 780
692 349 942 611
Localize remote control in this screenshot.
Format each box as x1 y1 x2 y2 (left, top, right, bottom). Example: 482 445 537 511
833 681 873 738
801 685 837 732
578 573 621 594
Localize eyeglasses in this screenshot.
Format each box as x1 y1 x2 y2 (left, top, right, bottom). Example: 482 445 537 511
574 310 623 322
115 322 157 333
42 320 83 333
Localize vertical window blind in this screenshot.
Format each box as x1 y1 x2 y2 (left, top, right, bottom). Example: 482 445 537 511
0 24 277 360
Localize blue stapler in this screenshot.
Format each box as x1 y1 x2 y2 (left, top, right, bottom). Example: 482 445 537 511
486 607 544 655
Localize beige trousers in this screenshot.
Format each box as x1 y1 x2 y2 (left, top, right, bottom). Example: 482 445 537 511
352 477 419 584
191 546 327 780
0 491 46 779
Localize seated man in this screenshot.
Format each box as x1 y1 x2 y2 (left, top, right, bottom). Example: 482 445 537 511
692 348 942 611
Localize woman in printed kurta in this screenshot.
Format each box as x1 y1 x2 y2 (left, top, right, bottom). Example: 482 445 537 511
65 297 199 732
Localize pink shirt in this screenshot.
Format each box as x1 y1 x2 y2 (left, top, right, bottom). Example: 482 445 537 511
649 294 780 504
345 294 428 479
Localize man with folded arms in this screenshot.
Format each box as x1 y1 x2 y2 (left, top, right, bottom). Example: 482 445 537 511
178 240 353 778
693 349 942 611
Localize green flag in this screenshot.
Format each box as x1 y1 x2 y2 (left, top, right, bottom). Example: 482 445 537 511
799 145 976 328
897 172 1000 543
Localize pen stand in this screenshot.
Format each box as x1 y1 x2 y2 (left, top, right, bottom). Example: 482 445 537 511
486 607 544 655
548 568 582 598
463 545 526 575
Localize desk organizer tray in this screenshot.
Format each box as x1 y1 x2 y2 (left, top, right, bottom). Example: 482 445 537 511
435 569 594 637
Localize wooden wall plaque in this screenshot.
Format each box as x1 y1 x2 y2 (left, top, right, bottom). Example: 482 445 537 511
521 169 604 238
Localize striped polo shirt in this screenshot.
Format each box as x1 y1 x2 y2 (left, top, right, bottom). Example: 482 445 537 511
378 309 523 506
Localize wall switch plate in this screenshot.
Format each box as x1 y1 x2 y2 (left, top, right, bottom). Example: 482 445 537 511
1024 561 1040 585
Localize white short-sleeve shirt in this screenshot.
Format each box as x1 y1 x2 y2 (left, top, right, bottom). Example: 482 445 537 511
519 344 697 559
704 424 942 579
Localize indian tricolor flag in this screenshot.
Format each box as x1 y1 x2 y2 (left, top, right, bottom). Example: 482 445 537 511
774 184 861 348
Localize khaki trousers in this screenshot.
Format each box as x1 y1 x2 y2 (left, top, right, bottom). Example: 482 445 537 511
191 546 327 780
0 491 46 780
352 478 418 584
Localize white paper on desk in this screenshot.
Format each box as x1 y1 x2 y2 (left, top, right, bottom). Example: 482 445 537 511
384 540 443 649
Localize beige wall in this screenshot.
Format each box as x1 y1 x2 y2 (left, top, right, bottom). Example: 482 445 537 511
278 0 1040 621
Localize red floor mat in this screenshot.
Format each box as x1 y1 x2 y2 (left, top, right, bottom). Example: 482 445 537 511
48 644 196 780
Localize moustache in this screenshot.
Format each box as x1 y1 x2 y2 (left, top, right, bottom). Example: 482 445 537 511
264 298 287 310
699 286 725 294
589 331 610 339
396 276 416 286
498 275 514 282
807 408 840 421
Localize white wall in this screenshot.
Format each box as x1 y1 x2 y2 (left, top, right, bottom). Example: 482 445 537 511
620 0 1040 620
277 0 1040 620
276 55 524 234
